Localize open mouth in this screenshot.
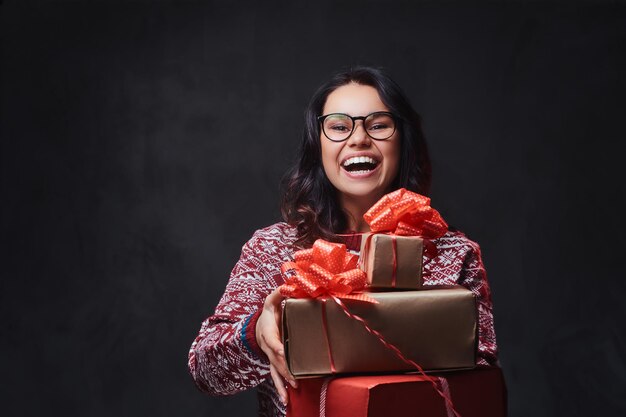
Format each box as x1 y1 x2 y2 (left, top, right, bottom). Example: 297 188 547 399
341 156 380 175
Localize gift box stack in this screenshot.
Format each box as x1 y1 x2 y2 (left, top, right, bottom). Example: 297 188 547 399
280 189 506 417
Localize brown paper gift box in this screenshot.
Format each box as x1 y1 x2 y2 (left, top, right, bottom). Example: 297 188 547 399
282 286 477 378
360 233 424 289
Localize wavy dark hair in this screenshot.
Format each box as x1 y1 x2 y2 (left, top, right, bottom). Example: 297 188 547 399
280 66 431 248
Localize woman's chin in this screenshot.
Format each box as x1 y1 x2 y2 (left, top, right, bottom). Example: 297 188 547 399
336 183 387 202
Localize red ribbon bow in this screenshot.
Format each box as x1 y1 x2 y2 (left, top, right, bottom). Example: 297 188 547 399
363 188 448 238
280 239 375 303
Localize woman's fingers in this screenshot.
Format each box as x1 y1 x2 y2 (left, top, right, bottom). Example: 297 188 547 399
261 332 297 389
256 288 298 401
270 363 288 405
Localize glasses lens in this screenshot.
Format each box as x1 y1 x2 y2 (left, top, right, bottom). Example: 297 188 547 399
365 113 395 140
323 114 353 141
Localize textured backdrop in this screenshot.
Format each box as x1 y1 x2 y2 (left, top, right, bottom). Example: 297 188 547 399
2 1 625 416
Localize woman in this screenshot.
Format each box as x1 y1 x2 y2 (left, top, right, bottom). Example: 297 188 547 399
188 66 498 417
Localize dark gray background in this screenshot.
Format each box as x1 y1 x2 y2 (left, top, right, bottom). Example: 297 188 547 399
2 1 625 416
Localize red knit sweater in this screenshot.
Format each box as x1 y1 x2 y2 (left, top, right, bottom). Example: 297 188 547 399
188 222 498 417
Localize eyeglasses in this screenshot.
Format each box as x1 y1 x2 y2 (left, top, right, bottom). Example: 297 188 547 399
317 112 397 142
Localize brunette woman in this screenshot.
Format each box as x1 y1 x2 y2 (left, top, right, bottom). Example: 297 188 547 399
188 66 498 417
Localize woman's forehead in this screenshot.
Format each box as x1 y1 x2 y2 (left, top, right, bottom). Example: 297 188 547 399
323 83 389 116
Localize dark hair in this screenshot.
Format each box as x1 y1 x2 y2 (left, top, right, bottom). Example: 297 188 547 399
280 66 431 248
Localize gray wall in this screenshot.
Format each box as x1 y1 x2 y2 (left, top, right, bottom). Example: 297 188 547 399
2 1 625 416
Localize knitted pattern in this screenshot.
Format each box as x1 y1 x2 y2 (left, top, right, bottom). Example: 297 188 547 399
188 222 498 417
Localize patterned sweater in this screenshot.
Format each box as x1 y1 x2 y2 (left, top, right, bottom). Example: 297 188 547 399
188 222 498 417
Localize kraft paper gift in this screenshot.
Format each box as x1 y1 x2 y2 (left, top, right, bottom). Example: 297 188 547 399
282 286 477 378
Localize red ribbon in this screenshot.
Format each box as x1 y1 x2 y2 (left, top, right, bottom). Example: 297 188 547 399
363 188 448 238
280 239 375 303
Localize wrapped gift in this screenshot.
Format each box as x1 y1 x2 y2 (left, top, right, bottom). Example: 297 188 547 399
359 188 449 289
282 286 477 378
359 232 424 289
287 366 507 417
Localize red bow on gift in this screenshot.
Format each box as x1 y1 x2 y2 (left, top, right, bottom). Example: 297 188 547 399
280 239 375 303
363 188 448 238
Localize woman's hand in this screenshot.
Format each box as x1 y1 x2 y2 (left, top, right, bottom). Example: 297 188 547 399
256 288 298 405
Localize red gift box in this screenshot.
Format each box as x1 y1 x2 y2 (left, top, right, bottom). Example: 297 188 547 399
287 366 507 417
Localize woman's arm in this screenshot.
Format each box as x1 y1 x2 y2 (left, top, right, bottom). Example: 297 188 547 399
458 240 499 366
188 224 295 395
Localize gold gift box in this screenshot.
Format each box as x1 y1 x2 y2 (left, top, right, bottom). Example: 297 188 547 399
360 233 424 289
282 286 477 378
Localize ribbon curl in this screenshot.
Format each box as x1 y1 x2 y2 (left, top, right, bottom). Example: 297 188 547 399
279 239 375 303
363 188 448 238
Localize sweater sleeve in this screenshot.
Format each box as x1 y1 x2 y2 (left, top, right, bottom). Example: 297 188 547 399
457 240 499 366
187 224 294 396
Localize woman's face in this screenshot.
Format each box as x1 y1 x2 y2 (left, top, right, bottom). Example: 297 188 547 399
320 83 400 205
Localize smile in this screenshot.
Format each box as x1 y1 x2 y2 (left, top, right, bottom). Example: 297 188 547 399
340 156 380 177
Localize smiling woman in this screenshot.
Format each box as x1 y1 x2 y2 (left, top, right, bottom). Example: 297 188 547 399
188 66 498 417
281 67 432 249
319 83 401 231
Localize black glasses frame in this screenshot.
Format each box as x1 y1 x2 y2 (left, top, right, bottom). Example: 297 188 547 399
317 111 397 142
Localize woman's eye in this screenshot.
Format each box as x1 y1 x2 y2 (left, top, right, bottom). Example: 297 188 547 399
369 123 388 130
329 124 350 132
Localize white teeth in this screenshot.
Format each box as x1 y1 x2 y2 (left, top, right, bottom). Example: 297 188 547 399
342 156 378 167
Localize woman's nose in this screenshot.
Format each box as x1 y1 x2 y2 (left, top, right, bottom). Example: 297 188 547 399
347 121 371 147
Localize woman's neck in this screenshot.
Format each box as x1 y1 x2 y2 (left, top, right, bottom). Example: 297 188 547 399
340 193 381 233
